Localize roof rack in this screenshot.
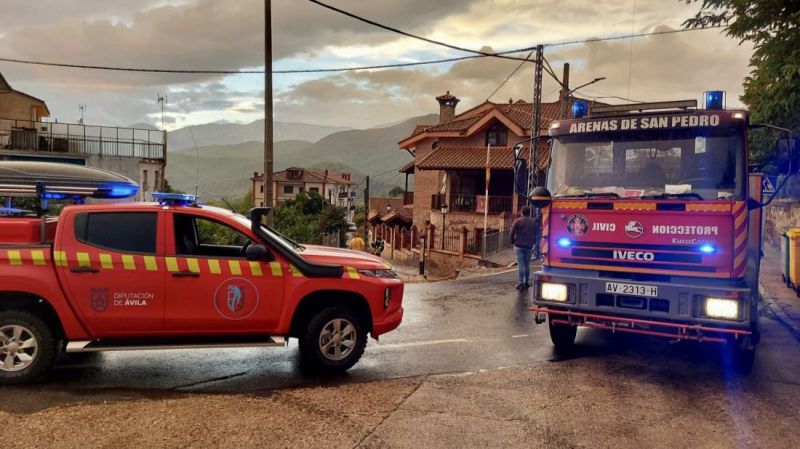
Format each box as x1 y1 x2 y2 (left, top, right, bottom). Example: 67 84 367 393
590 100 697 117
0 161 138 200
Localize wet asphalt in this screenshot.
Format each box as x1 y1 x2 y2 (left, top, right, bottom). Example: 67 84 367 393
5 268 800 415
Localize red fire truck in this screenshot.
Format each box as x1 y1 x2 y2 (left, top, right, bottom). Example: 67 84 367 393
0 162 403 384
530 92 796 372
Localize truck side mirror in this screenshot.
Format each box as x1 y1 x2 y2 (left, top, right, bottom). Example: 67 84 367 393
245 243 273 262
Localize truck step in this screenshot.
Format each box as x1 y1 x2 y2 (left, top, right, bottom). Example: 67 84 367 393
65 336 287 352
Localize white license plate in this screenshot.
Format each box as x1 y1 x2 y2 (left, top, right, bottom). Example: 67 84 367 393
604 282 658 298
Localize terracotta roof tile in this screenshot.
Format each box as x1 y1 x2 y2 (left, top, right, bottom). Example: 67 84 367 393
416 143 550 171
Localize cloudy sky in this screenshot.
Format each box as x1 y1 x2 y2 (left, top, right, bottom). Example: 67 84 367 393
0 0 753 130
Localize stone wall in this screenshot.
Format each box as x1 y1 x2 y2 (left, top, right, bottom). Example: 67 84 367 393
763 199 800 249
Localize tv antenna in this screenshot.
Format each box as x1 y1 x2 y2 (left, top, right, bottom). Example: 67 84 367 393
78 104 86 124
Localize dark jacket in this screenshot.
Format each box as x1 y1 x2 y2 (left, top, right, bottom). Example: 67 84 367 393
510 216 537 249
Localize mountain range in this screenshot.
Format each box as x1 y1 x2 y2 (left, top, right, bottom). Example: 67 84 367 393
165 113 439 202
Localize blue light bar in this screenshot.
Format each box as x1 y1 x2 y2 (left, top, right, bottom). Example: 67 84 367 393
96 182 139 199
698 244 716 254
557 237 572 248
0 207 29 216
704 91 725 110
571 100 589 118
152 192 199 206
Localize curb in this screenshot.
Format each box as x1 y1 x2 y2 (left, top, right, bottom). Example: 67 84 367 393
759 281 800 341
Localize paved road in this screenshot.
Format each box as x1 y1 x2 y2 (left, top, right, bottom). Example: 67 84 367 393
6 269 800 416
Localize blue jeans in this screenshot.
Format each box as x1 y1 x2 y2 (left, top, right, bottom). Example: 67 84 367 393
515 245 532 285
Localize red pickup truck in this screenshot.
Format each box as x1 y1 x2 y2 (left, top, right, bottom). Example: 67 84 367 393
0 191 403 384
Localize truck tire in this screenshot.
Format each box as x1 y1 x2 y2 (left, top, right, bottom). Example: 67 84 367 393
727 335 756 374
0 311 57 385
548 316 577 352
299 306 367 374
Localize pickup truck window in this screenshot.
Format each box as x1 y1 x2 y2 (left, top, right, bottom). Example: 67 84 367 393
174 214 250 258
74 212 157 254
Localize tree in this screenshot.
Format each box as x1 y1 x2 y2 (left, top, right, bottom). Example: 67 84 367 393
271 191 350 246
387 186 405 197
684 1 800 166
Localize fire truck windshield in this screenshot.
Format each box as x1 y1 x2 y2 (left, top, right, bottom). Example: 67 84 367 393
548 128 744 200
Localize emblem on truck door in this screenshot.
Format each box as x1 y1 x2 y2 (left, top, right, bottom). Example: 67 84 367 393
624 221 645 239
90 288 109 312
214 278 259 320
567 214 589 236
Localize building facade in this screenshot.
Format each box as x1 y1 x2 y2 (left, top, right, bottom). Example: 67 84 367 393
0 72 165 201
398 91 582 248
252 167 358 223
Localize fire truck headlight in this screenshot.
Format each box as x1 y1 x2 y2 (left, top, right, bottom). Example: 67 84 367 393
705 297 739 320
541 283 568 302
557 237 572 248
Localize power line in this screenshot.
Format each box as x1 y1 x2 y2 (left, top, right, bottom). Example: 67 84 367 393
307 0 535 64
486 51 533 101
0 26 726 75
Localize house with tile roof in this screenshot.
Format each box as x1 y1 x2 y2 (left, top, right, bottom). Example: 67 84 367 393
251 167 358 222
398 91 586 251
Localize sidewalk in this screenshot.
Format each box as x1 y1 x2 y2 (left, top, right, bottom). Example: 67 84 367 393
759 246 800 339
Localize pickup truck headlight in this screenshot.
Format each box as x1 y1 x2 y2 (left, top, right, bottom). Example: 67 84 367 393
358 269 399 279
705 297 739 320
541 282 568 302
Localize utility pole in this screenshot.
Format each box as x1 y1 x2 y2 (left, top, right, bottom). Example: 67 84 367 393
528 45 544 200
559 63 570 119
364 175 370 242
264 0 274 224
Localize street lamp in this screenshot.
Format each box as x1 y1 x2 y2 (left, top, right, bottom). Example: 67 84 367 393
440 203 449 250
386 203 392 214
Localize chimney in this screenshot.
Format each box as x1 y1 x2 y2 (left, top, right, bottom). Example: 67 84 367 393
341 173 351 181
324 169 329 181
435 90 460 124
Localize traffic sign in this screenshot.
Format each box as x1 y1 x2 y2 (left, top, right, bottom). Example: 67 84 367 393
762 176 777 195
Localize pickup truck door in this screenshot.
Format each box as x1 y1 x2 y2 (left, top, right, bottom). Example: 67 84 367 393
163 211 285 333
55 210 166 336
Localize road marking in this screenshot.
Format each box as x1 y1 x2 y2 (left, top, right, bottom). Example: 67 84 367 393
512 334 529 338
376 338 468 349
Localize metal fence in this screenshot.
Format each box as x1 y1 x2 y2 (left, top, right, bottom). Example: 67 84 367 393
0 118 166 160
321 231 341 247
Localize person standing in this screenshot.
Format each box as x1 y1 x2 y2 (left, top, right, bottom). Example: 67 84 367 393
348 235 365 251
510 206 537 290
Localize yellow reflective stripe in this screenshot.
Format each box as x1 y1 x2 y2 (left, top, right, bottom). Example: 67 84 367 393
289 264 303 277
228 260 242 275
208 259 221 274
249 261 263 276
76 252 90 268
269 262 283 276
186 258 200 273
122 255 136 270
346 266 360 279
143 256 158 271
99 254 114 269
54 251 67 267
7 250 22 266
165 257 179 272
30 250 46 266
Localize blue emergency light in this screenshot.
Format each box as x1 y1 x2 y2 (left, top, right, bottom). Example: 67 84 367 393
96 182 139 199
571 100 589 118
152 192 199 206
0 207 29 216
557 237 572 248
698 243 716 254
704 91 725 110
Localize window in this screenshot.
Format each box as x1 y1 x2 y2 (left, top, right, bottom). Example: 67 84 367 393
309 187 319 194
174 214 251 258
486 123 508 146
283 185 293 194
260 185 264 193
142 170 149 191
74 212 157 254
154 170 160 191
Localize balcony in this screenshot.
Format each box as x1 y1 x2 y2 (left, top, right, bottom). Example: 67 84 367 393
450 195 515 214
0 119 166 161
431 193 445 210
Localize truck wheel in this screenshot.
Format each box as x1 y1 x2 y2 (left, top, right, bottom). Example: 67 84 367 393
0 311 57 385
299 306 367 374
548 316 577 352
727 336 756 374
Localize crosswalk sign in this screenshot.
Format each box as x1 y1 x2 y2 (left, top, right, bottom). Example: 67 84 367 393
762 176 777 195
